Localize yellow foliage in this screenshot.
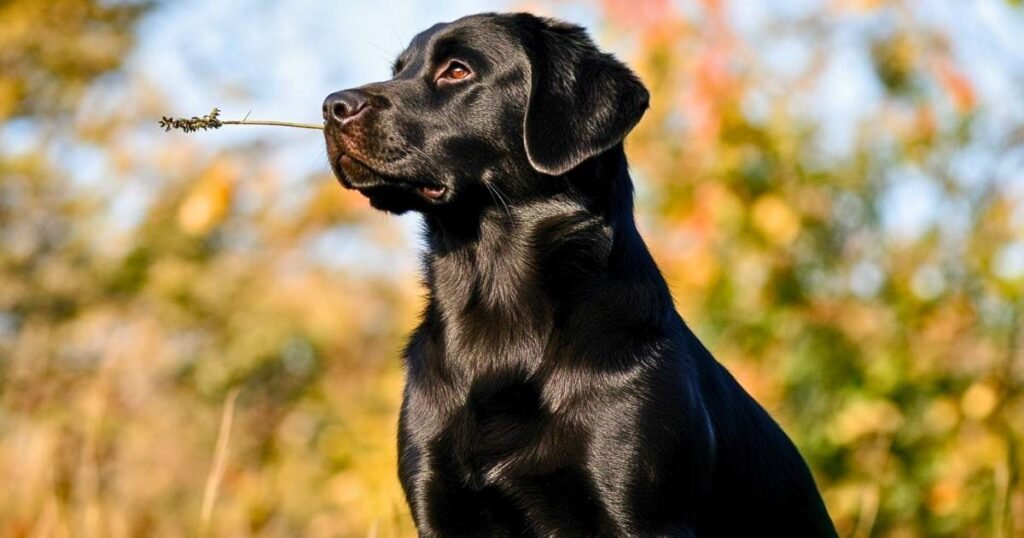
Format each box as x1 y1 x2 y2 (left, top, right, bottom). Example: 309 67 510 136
928 480 962 516
828 399 904 444
923 397 960 433
751 195 801 246
961 381 999 421
0 78 18 120
177 161 237 236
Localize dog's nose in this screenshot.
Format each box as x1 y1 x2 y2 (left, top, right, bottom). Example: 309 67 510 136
323 90 370 124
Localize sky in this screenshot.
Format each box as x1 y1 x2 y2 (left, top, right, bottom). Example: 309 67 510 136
6 0 1022 275
131 0 1023 181
135 0 539 167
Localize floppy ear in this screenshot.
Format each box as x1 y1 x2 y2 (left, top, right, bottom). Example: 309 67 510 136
523 20 650 176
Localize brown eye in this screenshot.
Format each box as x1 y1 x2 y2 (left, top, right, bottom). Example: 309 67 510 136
439 62 471 82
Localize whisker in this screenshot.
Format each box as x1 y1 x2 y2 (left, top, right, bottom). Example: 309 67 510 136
402 144 445 178
489 182 514 220
485 182 512 220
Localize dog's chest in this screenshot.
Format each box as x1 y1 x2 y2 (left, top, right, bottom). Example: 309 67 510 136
414 365 577 478
401 359 619 534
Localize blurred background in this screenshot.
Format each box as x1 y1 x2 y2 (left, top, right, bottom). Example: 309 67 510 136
1 0 1023 536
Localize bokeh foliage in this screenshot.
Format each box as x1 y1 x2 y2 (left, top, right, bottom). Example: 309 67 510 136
1 0 1022 537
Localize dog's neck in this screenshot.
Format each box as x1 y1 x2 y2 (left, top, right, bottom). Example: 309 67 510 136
416 146 674 376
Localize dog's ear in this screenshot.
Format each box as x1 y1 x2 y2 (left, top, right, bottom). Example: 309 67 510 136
522 20 649 176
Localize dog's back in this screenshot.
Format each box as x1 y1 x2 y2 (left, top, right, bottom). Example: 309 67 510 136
695 336 837 535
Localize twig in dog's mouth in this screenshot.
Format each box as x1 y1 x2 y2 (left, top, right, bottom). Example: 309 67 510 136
159 107 323 133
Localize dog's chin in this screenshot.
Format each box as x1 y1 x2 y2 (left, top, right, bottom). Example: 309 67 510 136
359 185 425 214
331 154 449 214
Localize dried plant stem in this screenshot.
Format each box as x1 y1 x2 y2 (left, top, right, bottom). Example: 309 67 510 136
220 119 322 130
199 387 240 538
160 108 322 133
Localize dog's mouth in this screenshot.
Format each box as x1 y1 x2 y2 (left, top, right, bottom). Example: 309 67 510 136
334 154 449 203
417 185 447 200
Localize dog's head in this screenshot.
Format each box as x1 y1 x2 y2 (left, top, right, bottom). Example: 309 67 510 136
323 13 649 214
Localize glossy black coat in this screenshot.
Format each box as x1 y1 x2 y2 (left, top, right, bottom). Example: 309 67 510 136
323 12 837 537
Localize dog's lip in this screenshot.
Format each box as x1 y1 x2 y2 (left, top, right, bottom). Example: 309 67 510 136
338 154 369 172
334 153 377 182
418 185 447 199
334 153 449 202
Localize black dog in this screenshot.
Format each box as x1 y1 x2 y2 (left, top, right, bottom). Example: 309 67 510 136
323 12 837 537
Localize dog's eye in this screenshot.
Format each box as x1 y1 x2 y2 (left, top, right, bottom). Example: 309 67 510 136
437 61 472 83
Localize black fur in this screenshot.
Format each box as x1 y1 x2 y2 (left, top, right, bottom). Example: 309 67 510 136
323 12 837 537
